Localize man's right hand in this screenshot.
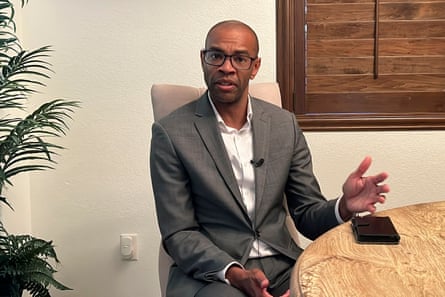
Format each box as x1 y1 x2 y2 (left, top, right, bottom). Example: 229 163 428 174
226 266 290 297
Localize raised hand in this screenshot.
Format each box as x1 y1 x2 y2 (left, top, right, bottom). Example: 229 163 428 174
340 156 390 219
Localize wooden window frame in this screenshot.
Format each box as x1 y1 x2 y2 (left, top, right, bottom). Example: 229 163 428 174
276 0 445 131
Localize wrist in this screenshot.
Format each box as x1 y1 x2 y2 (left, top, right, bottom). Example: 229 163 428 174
339 196 354 221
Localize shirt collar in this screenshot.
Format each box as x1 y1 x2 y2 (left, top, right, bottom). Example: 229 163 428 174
207 93 253 130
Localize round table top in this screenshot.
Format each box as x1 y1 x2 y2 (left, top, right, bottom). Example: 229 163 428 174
291 201 445 297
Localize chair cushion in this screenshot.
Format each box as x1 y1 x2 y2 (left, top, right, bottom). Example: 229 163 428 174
150 82 282 121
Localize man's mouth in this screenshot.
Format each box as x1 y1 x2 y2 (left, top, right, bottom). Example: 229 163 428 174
215 80 237 91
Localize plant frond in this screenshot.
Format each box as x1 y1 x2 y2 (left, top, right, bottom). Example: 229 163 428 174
0 35 19 54
0 221 8 234
24 271 72 291
0 1 75 294
4 165 54 179
6 144 62 159
0 1 20 57
0 195 13 210
20 0 29 8
0 1 14 25
22 281 51 297
2 233 57 263
0 223 71 296
0 99 79 191
0 117 21 129
0 93 26 109
23 273 72 297
0 46 54 108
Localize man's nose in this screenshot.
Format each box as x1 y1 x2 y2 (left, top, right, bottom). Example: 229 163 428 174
218 57 236 72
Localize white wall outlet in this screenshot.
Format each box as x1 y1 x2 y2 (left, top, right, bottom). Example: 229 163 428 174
120 233 138 260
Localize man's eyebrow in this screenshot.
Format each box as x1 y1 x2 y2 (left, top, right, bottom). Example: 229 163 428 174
205 46 223 52
205 47 251 55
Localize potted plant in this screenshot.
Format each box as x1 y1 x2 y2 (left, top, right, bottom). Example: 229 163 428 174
0 0 78 296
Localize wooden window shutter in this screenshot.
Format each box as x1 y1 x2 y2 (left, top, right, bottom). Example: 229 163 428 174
277 0 445 130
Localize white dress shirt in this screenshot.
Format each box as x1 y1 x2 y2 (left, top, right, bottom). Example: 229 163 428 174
209 95 278 259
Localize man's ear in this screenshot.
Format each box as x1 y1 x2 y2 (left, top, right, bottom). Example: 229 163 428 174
250 57 261 80
200 50 206 69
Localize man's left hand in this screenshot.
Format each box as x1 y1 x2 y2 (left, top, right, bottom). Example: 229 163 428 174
339 156 390 220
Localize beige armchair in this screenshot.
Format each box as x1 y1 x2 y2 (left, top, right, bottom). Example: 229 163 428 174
150 82 300 297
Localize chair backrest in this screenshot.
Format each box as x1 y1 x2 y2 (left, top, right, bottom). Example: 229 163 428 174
150 82 299 297
151 82 282 121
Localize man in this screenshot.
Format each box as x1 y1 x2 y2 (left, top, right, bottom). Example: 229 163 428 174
150 20 389 297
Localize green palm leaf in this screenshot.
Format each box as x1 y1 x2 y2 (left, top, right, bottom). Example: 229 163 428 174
0 99 79 193
0 46 54 110
0 1 76 295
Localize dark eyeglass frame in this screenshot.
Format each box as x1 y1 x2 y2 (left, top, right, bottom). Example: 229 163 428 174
202 49 257 70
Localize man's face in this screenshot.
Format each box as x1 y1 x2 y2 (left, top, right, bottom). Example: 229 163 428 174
201 24 261 106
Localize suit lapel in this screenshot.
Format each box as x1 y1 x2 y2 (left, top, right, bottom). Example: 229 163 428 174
193 94 248 215
251 99 271 216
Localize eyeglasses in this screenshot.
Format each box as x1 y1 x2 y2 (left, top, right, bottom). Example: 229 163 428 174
202 50 257 70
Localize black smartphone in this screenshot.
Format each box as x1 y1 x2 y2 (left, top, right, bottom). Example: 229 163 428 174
351 215 400 244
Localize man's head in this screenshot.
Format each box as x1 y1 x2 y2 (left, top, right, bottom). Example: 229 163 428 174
201 20 261 106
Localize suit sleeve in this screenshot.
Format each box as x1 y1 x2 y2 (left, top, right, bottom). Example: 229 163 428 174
285 115 340 240
150 121 235 282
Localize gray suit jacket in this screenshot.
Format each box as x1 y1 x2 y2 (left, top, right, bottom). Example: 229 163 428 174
150 93 339 296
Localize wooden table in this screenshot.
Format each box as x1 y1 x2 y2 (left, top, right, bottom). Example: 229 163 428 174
291 201 445 297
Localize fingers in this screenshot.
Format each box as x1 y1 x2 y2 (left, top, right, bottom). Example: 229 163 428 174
377 195 386 204
367 203 377 213
351 156 372 178
230 268 291 297
253 269 269 289
377 184 390 195
365 194 387 213
370 172 390 185
252 269 271 297
353 157 390 187
261 288 274 297
227 267 272 297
